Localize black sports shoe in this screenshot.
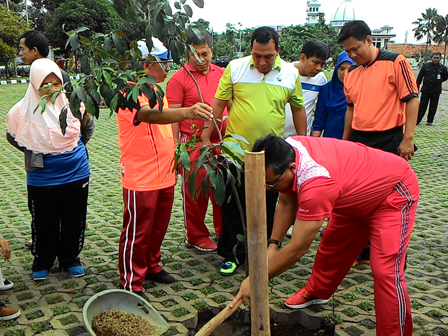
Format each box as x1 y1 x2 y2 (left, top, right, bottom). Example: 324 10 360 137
135 291 150 302
145 270 176 284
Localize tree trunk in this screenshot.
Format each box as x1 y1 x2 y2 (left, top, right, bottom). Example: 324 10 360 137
444 41 447 65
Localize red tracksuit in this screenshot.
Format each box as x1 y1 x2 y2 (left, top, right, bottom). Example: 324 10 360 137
286 136 419 336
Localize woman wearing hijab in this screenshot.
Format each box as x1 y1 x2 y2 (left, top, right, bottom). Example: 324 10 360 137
6 58 90 281
312 51 355 139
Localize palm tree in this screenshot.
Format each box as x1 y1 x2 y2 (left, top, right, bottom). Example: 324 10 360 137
412 8 439 52
434 14 448 65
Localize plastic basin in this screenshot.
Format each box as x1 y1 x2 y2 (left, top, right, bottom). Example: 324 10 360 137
83 289 170 336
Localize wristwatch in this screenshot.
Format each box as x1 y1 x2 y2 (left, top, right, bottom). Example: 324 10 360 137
267 239 281 248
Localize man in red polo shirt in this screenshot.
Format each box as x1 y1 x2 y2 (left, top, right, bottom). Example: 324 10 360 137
117 38 213 301
166 32 229 252
231 134 419 336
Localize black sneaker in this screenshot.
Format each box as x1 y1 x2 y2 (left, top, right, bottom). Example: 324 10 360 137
135 291 150 302
145 270 176 284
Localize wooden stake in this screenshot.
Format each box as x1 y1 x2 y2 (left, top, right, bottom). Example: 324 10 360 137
195 298 243 336
245 150 270 336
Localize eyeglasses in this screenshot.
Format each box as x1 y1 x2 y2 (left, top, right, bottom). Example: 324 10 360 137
266 169 286 188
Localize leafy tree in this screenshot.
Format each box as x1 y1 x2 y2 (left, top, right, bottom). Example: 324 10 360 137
0 4 30 78
192 19 211 34
413 8 439 52
434 14 448 65
280 14 341 64
44 0 122 52
212 24 252 59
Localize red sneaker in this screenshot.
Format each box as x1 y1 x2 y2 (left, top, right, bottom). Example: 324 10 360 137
284 287 328 309
186 238 217 252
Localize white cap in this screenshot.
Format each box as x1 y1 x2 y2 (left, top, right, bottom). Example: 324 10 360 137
138 38 172 62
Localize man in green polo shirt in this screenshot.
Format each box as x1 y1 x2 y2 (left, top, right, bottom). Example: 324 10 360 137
201 26 305 275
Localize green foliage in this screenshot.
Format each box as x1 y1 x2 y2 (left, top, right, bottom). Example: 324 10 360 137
44 0 122 51
212 24 252 60
413 8 439 52
280 15 341 63
0 4 30 75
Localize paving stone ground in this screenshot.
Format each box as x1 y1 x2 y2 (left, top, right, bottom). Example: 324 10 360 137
0 84 447 336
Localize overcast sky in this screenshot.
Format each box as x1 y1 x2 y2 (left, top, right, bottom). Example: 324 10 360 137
190 0 448 44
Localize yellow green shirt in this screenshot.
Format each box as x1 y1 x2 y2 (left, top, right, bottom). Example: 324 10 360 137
215 55 304 156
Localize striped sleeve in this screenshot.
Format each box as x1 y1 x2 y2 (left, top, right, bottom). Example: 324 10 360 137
395 55 419 102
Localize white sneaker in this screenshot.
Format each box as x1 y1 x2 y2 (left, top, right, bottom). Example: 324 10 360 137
0 279 14 291
286 225 294 237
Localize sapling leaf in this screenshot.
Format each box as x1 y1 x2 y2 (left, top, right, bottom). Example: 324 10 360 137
236 234 247 243
188 171 197 199
183 4 193 17
224 133 250 144
213 173 226 205
59 106 69 135
192 0 204 8
180 151 191 171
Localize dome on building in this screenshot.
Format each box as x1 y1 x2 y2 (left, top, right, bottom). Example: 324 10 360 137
330 0 356 30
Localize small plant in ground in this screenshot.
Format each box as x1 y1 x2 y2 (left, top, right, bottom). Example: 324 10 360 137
279 273 294 281
161 255 175 264
413 283 430 291
212 295 228 304
67 326 87 336
5 329 25 336
199 286 217 295
219 280 235 289
341 293 359 302
25 310 44 320
358 301 374 311
161 299 178 308
62 280 79 289
359 319 376 329
171 283 186 292
21 301 40 310
189 278 204 286
181 292 198 301
424 310 444 319
84 276 99 284
343 326 364 336
40 286 57 295
93 284 108 293
16 292 33 301
45 294 65 304
204 255 217 262
354 287 371 296
52 305 72 316
277 286 296 295
168 263 182 271
31 321 52 334
58 314 80 326
323 314 343 325
172 307 189 317
151 289 167 298
192 299 210 310
343 308 359 317
411 300 424 310
0 320 18 328
33 278 51 287
186 259 200 266
268 292 280 300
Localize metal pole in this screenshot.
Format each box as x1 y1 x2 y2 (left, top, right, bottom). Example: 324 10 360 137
238 22 242 54
24 0 29 25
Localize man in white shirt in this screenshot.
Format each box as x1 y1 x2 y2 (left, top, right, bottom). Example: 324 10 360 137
284 40 329 137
